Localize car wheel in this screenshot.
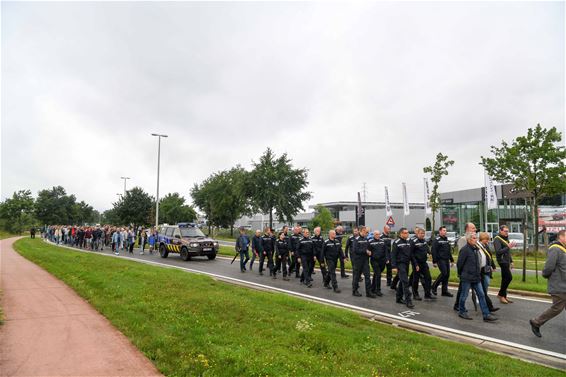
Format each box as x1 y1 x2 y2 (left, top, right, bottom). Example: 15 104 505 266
180 246 190 261
207 252 216 260
159 244 169 258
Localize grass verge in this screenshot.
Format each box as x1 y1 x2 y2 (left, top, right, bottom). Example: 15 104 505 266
217 246 549 294
14 238 561 377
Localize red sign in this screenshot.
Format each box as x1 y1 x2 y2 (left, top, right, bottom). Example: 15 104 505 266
386 216 395 226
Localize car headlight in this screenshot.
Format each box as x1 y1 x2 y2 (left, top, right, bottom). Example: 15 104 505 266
190 243 199 248
213 241 219 247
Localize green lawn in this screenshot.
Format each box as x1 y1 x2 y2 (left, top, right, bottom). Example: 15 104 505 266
14 238 561 377
218 246 549 294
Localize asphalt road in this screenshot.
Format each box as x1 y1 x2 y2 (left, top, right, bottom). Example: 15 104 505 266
46 240 566 366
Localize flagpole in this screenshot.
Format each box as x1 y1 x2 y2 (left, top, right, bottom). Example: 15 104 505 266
484 170 489 232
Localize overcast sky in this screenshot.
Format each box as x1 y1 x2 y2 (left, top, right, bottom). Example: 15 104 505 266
2 1 564 213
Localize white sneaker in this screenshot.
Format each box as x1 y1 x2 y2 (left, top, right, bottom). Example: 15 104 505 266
114 252 119 255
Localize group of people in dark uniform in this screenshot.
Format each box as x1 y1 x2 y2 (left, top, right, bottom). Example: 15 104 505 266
235 223 461 309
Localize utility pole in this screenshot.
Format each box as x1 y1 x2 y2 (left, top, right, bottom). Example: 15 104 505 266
151 133 168 228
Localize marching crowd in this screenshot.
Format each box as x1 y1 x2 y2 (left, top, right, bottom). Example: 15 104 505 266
43 225 159 255
235 223 566 328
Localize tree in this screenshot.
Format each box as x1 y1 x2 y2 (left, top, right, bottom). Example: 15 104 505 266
310 205 334 231
159 193 197 225
0 190 35 234
191 166 252 235
113 187 154 226
249 148 312 228
35 186 76 225
481 124 566 282
423 153 454 237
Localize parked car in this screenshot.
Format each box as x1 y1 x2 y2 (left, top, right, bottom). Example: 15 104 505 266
507 232 524 249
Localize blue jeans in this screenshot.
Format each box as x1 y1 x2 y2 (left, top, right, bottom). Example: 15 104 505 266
240 250 250 271
459 280 490 318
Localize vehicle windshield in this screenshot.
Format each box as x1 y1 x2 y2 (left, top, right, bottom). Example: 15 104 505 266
446 232 457 238
180 227 206 238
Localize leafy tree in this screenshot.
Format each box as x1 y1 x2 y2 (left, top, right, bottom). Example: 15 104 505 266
481 124 566 281
249 148 312 228
0 189 36 234
191 166 251 235
423 153 454 237
159 193 197 225
113 187 154 226
35 186 76 225
310 205 334 232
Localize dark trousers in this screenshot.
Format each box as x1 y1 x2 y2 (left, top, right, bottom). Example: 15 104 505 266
239 250 250 271
300 253 313 284
324 256 339 288
339 255 347 277
396 263 412 302
432 259 451 294
259 251 273 274
370 258 386 293
290 252 300 277
274 253 288 276
249 251 257 270
352 256 371 294
310 253 328 282
498 263 512 297
386 263 393 285
532 293 566 327
411 263 432 296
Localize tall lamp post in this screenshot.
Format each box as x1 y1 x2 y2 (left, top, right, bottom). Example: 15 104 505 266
151 133 168 228
120 176 130 196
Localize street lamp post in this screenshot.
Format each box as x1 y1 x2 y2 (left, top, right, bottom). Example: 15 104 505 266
151 133 168 229
120 176 130 196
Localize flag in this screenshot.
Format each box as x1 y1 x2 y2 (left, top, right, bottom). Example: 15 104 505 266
484 172 498 209
356 192 365 226
424 178 432 215
402 182 410 216
384 186 393 217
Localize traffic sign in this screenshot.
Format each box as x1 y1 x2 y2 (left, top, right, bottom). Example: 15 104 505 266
386 216 395 226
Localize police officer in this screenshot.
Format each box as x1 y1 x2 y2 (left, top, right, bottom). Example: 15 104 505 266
345 227 359 279
311 227 328 283
250 229 263 271
289 226 302 278
392 227 415 308
431 226 454 297
368 230 387 296
323 230 343 293
381 225 394 286
352 227 376 298
259 227 275 276
274 231 290 280
298 229 314 287
410 228 435 300
335 226 349 278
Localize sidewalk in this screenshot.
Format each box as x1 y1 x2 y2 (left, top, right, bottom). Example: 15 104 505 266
0 237 162 376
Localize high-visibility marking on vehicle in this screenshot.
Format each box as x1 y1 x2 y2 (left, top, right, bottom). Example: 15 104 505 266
46 240 564 361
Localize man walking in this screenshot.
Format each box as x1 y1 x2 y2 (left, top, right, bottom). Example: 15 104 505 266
530 229 566 337
298 229 314 287
431 226 454 297
323 230 343 293
352 227 376 298
335 226 349 278
494 225 516 304
289 226 302 278
392 227 415 308
311 227 328 284
235 227 251 273
250 229 263 271
259 227 275 276
368 230 387 297
381 225 394 286
411 228 435 300
456 233 498 322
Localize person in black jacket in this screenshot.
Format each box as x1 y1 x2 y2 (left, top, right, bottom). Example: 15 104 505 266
494 225 516 304
392 228 415 308
381 225 394 286
298 229 314 287
335 226 349 278
352 227 376 298
368 230 387 296
289 226 302 278
323 230 344 293
310 227 328 283
456 233 498 322
274 231 290 280
431 226 454 297
410 228 435 300
259 227 275 276
250 229 263 271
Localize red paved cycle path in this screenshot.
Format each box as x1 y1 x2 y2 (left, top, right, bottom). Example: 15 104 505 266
0 237 162 376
